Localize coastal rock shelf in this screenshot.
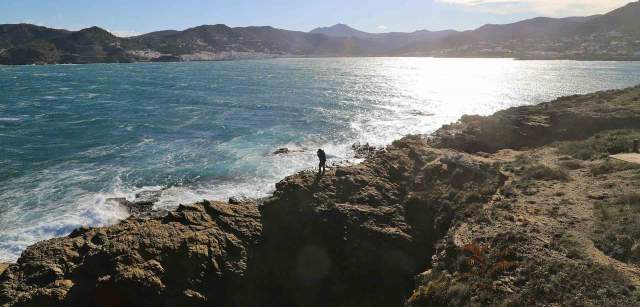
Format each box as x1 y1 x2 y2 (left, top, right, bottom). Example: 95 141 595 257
431 86 640 153
0 201 262 307
2 86 640 306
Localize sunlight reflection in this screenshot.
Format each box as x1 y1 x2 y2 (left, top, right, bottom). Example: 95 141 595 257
348 57 630 145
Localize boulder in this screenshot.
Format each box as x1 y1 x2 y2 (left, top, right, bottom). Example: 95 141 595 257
134 190 164 204
106 198 155 217
228 196 251 205
352 142 378 159
272 148 290 155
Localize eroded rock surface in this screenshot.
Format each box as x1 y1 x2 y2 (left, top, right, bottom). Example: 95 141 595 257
0 136 505 307
408 134 640 307
254 136 505 306
0 201 261 307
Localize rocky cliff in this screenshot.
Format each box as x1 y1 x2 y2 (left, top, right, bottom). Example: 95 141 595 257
0 201 262 306
431 86 640 153
2 86 640 306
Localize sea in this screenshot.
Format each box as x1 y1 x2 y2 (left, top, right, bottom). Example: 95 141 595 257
2 57 640 261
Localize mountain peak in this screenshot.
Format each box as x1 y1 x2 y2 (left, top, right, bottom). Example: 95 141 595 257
78 26 111 34
310 24 371 39
331 23 354 29
71 26 117 43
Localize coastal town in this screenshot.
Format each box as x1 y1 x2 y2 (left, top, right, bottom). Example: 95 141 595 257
422 31 640 60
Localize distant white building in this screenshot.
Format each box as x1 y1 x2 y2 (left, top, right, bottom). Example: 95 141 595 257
607 31 623 38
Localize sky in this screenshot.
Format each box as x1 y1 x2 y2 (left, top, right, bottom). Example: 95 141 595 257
0 0 634 36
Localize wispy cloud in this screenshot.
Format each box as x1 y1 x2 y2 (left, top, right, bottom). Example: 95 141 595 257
436 0 633 16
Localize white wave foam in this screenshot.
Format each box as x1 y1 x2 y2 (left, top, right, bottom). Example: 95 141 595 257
80 93 99 99
0 135 363 263
154 139 358 209
0 170 153 262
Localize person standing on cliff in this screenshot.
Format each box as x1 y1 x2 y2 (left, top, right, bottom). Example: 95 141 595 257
317 149 327 175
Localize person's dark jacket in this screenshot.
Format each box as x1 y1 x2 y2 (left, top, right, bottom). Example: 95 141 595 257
317 150 327 163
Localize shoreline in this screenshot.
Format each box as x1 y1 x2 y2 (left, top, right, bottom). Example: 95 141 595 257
2 85 640 306
2 55 640 67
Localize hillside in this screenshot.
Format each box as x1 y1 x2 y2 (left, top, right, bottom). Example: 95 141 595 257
311 24 457 53
395 1 640 59
0 25 136 65
0 24 69 49
575 1 640 36
3 86 640 306
310 23 373 39
0 24 380 65
1 1 640 65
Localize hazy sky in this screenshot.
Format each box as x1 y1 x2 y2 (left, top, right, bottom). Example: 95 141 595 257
0 0 633 36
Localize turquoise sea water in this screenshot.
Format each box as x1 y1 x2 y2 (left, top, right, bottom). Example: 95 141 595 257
2 58 640 261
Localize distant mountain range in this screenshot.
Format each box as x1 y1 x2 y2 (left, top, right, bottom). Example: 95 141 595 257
310 23 457 53
1 1 639 65
393 1 640 59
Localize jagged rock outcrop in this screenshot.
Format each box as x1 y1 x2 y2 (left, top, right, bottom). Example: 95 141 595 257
0 201 261 307
431 86 640 153
253 136 505 306
0 137 506 307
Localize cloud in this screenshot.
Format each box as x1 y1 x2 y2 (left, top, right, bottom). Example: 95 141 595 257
436 0 633 16
377 25 389 30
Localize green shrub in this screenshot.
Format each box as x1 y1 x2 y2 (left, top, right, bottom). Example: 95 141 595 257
408 274 470 307
590 159 639 176
559 159 584 170
552 232 587 260
517 260 637 306
523 164 569 181
594 193 640 264
557 129 640 160
617 193 640 206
